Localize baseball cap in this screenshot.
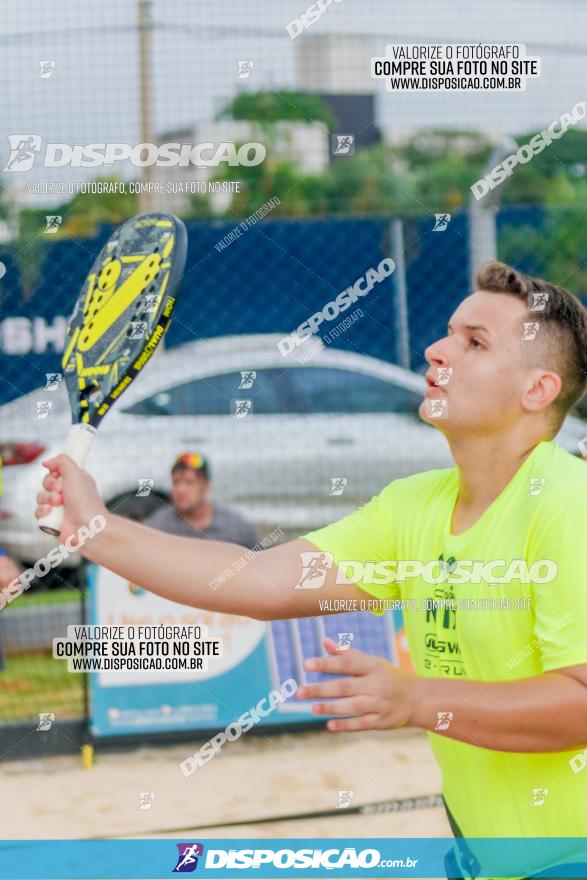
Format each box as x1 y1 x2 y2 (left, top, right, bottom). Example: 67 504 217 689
172 452 210 480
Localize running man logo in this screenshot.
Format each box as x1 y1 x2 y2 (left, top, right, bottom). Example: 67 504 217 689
32 400 52 420
530 788 549 807
530 292 549 312
44 215 62 234
173 843 204 873
522 321 540 341
36 712 55 731
44 372 62 391
435 711 453 731
435 367 453 386
427 398 448 418
432 213 451 232
143 294 159 313
332 134 355 155
37 61 55 79
329 477 348 496
3 134 42 171
337 632 354 650
138 792 155 810
294 551 334 589
239 370 256 389
231 399 253 419
236 60 254 79
129 321 148 339
337 790 354 808
528 477 546 496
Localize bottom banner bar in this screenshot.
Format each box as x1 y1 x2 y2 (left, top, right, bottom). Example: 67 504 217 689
0 838 586 879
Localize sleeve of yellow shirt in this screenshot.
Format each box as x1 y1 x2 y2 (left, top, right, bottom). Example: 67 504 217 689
528 504 587 672
303 480 400 611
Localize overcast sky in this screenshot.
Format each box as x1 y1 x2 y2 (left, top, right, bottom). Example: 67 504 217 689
2 0 585 198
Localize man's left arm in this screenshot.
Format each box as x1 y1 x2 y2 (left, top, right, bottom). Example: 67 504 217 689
298 639 587 752
410 661 587 751
299 490 587 751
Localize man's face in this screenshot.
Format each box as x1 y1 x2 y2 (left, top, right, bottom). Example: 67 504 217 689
171 467 209 514
420 291 533 437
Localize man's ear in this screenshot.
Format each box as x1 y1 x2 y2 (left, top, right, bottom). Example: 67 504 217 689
522 368 563 413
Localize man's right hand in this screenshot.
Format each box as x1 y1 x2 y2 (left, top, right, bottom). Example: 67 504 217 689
35 454 108 545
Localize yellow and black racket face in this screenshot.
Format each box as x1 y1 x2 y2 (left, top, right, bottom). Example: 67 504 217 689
61 213 187 427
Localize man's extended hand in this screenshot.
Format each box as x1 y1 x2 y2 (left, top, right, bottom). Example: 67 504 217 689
296 637 420 732
36 454 108 544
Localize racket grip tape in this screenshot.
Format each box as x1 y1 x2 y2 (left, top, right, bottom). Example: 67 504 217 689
38 424 97 537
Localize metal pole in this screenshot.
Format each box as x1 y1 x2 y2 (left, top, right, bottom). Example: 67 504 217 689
79 563 94 768
390 218 410 369
138 0 154 214
468 136 518 288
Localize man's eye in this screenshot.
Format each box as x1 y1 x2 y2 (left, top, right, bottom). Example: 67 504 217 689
470 338 483 348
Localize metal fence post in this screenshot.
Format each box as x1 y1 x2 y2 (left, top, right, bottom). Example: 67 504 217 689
390 217 411 370
468 136 518 288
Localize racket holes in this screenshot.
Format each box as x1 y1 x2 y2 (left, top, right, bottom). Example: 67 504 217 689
79 384 100 406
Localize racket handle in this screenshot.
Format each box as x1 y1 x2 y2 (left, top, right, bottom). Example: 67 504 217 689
38 424 97 537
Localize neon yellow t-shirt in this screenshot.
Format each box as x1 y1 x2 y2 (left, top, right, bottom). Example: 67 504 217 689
304 440 587 840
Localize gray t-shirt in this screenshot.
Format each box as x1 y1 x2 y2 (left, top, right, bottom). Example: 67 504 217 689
143 503 259 550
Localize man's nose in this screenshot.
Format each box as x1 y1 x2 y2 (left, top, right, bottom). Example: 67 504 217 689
424 336 451 366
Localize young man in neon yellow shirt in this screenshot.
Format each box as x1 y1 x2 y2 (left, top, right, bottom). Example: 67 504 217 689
35 261 587 875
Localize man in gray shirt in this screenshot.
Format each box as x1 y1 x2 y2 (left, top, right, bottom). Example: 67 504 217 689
144 452 259 550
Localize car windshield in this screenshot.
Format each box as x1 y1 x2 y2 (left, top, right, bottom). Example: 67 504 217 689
122 366 422 416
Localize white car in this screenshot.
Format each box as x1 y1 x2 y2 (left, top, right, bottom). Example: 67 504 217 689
1 333 585 569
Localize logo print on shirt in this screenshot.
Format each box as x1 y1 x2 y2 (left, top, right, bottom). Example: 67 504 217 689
423 555 465 677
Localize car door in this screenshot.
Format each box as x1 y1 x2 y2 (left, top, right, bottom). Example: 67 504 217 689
282 364 452 505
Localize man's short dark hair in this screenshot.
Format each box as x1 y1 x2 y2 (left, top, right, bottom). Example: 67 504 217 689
475 260 587 424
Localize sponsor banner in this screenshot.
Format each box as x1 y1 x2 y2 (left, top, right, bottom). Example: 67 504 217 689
88 564 313 736
88 566 405 738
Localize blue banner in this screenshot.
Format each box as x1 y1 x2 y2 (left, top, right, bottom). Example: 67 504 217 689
0 838 586 878
88 565 404 737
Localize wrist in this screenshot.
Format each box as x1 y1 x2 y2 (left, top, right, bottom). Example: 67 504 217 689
78 510 116 562
406 675 434 729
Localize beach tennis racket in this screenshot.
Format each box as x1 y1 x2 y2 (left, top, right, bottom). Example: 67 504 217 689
38 212 187 536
